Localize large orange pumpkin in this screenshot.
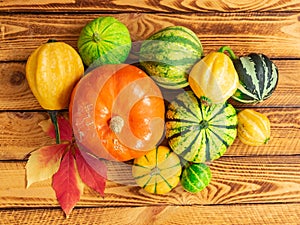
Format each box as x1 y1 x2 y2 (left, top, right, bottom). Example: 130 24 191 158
70 64 165 161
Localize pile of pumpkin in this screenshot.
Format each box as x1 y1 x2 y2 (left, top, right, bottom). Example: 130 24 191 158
25 16 278 194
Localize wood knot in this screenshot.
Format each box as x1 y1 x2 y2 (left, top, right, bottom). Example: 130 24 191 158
10 71 25 86
13 112 33 120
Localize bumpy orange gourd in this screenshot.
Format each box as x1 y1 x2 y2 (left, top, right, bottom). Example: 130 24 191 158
26 41 84 110
69 64 165 161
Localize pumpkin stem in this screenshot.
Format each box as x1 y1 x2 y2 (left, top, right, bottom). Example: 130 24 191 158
49 110 61 144
150 167 160 177
199 120 209 129
92 32 102 43
218 46 237 60
109 115 124 134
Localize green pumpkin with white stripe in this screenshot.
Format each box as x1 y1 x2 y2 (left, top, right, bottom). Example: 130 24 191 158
166 91 237 163
180 163 211 193
231 53 278 104
139 26 203 89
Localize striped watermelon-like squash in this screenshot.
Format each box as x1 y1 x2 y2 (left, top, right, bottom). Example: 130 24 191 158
132 146 182 194
166 91 237 163
231 53 278 104
78 16 131 67
139 26 203 89
180 163 211 193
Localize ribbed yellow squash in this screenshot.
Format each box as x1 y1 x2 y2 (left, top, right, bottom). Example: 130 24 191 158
132 146 182 194
188 46 239 104
237 109 271 146
26 41 84 110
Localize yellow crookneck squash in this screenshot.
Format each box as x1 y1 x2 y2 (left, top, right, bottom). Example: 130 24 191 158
26 40 84 143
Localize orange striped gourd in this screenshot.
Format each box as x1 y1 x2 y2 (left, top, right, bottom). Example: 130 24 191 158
237 109 271 146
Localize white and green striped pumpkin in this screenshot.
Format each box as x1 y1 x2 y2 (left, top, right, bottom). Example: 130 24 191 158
139 26 203 89
231 53 278 104
165 91 237 163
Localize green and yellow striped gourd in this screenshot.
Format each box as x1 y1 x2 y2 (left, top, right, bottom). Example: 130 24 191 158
166 91 237 163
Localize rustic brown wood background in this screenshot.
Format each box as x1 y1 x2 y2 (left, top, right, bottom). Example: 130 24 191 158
1 0 300 224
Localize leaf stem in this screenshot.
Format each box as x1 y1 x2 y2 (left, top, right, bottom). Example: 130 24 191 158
49 110 61 144
218 46 237 60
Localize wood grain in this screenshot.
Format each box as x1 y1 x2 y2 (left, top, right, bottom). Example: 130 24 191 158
0 112 54 160
0 13 300 61
1 156 299 207
1 1 300 224
0 60 299 110
1 0 300 13
1 203 300 225
0 62 39 110
0 106 299 160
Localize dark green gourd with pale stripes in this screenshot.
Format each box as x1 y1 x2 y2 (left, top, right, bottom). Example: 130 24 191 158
180 163 211 193
166 91 237 163
139 26 203 89
231 53 278 103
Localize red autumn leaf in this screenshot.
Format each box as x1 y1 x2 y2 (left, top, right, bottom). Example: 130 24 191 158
26 144 68 188
52 150 82 217
75 146 107 196
39 115 73 142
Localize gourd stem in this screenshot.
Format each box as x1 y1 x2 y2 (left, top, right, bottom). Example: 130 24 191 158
49 111 61 144
93 32 102 43
218 46 237 60
199 120 209 129
47 39 57 43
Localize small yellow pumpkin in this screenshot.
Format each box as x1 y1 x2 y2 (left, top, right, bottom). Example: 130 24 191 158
237 109 271 146
132 146 182 194
26 40 84 110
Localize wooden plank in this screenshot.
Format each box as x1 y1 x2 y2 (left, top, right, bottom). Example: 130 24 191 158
1 156 299 207
0 62 39 110
1 203 300 225
0 59 299 110
0 13 300 61
1 0 300 13
0 112 54 160
0 106 299 160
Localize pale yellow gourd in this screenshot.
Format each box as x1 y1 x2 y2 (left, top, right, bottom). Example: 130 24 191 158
188 46 239 104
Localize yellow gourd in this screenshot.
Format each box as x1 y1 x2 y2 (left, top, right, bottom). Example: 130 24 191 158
132 146 182 194
188 46 239 104
26 40 84 110
26 40 84 144
237 109 271 146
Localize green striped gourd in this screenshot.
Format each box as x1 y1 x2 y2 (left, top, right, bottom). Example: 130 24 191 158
166 91 237 163
139 26 203 89
132 146 182 194
180 163 211 193
77 16 131 67
231 53 278 104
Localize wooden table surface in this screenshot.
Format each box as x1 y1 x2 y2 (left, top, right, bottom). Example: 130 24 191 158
1 1 300 224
